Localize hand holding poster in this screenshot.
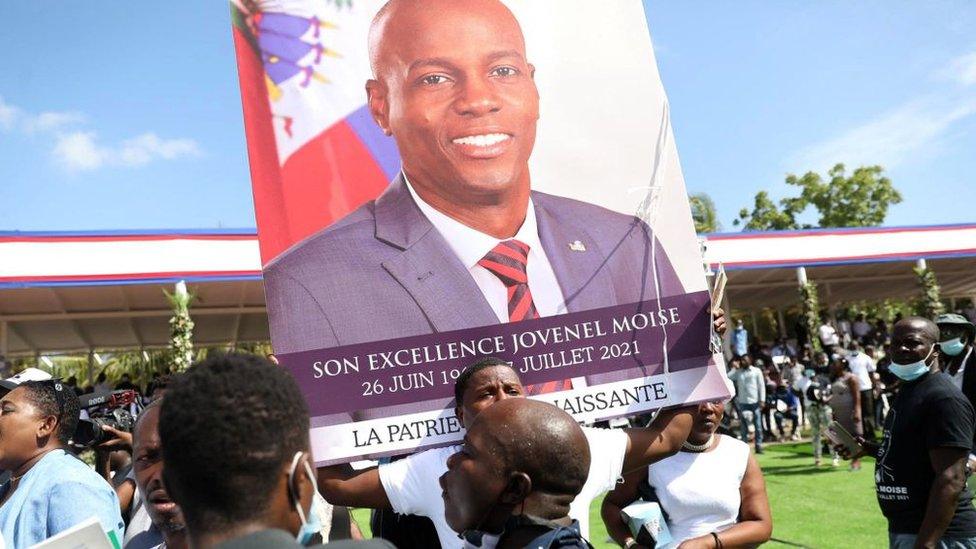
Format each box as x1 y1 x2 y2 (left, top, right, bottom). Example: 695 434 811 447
230 0 731 465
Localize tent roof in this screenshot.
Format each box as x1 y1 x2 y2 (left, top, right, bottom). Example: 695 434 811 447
2 224 975 355
701 222 976 312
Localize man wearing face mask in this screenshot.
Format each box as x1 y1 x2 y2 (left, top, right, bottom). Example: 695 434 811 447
837 317 976 548
158 354 391 549
936 314 976 417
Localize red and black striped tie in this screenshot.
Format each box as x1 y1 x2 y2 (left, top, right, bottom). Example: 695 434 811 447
478 239 539 322
478 239 571 394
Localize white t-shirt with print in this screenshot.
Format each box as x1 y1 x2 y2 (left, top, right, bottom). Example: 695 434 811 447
378 427 628 548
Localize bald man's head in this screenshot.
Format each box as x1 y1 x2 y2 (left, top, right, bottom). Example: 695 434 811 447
364 0 540 214
440 398 589 533
368 0 526 79
483 398 589 495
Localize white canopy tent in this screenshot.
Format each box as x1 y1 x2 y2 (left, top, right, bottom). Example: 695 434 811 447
2 224 976 357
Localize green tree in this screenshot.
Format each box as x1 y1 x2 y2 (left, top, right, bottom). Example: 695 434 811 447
734 164 902 230
789 164 902 228
799 281 823 353
734 191 804 231
914 265 946 318
164 282 195 372
689 192 721 234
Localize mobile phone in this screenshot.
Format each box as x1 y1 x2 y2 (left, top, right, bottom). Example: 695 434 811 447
826 421 861 455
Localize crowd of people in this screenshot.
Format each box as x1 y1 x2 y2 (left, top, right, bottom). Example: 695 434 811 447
0 309 971 548
0 347 770 549
3 0 976 545
723 311 976 547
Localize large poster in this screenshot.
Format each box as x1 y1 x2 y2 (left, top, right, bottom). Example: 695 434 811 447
231 0 730 465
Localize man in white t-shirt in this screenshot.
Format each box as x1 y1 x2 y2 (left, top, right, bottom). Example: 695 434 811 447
318 358 694 548
852 314 872 343
847 342 878 441
818 317 840 349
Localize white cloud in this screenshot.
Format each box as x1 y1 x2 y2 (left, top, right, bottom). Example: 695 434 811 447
941 50 976 87
788 97 976 172
0 95 200 171
53 131 105 171
789 49 976 173
0 96 84 134
0 96 20 130
23 111 86 134
53 131 201 172
118 133 201 166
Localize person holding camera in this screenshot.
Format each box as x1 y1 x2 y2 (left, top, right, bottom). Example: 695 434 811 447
0 379 124 546
601 400 772 549
798 360 837 467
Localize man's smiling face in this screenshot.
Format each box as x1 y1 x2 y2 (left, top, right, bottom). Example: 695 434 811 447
368 0 539 206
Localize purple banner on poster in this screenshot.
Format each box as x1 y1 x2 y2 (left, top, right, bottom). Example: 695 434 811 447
280 291 712 417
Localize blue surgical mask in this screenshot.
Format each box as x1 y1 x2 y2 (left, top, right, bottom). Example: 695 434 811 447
941 338 967 357
890 346 935 381
289 452 323 545
804 369 815 378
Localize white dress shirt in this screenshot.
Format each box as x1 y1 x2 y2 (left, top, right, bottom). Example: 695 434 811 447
847 351 876 392
404 177 568 323
951 347 973 391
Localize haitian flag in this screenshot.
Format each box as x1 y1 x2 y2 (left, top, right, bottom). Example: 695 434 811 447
230 0 399 264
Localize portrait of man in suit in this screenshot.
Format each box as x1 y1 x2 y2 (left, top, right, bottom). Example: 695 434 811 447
264 0 691 397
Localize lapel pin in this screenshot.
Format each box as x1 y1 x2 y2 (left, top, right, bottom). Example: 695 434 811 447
569 240 586 252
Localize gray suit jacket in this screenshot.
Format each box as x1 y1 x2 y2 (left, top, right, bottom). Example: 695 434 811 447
264 175 684 387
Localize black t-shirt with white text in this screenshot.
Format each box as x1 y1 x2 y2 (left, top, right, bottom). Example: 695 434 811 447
876 371 976 536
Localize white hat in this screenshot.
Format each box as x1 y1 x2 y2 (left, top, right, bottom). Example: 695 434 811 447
0 367 53 392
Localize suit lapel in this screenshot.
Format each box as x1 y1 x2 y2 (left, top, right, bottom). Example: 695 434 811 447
534 195 618 314
375 175 498 331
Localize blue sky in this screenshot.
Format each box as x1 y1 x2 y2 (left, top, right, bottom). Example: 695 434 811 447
1 1 974 233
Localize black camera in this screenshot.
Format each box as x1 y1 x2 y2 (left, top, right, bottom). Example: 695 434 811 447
71 389 139 450
805 376 833 405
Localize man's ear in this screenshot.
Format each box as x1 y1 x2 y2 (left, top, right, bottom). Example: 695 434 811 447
498 472 531 506
293 455 316 502
36 414 58 441
454 406 464 426
366 79 392 136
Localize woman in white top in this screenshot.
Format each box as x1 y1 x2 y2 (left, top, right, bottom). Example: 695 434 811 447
602 400 772 549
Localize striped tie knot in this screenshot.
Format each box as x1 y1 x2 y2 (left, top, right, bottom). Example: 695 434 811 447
478 239 531 287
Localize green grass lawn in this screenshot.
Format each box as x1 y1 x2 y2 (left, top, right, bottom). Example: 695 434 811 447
351 441 888 548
